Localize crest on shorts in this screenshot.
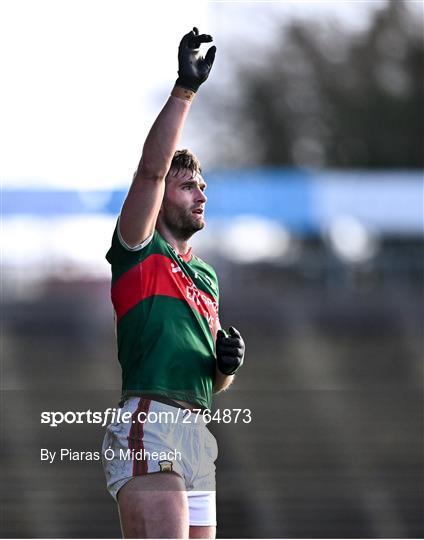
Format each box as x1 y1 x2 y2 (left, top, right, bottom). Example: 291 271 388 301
158 460 173 472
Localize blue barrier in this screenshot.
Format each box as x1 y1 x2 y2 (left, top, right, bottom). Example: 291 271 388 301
2 168 422 234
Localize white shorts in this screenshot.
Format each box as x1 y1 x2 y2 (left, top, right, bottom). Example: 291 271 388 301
101 397 218 526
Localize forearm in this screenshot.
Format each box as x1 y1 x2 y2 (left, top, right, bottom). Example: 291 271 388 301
213 367 234 394
137 87 194 180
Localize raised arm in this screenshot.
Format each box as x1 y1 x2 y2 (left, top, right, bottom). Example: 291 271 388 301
119 28 216 248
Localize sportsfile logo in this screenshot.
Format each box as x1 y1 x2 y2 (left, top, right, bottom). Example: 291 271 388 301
40 408 184 428
40 408 252 427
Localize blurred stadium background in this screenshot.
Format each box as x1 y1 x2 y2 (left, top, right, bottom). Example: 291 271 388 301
1 0 423 538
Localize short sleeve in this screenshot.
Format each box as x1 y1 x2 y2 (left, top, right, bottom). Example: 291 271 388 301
105 218 154 266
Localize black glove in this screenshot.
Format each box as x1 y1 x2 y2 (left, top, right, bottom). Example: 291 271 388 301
216 327 245 376
176 27 216 93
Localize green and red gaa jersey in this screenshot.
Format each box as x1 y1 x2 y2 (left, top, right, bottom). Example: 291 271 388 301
106 222 220 409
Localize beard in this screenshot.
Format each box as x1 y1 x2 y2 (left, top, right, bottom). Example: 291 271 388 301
162 205 205 241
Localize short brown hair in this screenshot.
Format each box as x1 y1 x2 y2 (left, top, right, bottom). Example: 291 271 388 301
169 149 202 177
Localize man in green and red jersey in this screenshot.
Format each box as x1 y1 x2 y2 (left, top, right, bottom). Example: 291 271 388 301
101 28 245 539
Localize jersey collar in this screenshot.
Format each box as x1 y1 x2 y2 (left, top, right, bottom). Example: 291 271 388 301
167 242 193 263
179 247 193 263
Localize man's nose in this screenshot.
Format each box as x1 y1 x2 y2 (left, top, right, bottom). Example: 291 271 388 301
196 189 207 203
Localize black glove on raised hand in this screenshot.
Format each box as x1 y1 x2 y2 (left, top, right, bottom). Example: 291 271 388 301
216 327 245 376
176 27 216 93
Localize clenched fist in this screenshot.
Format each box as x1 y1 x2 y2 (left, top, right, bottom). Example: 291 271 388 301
216 326 245 376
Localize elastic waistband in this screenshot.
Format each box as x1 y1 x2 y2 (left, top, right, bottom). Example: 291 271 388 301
119 395 209 429
119 393 203 411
